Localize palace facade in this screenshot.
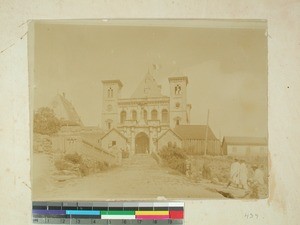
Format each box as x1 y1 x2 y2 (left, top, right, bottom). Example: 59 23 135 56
100 72 192 154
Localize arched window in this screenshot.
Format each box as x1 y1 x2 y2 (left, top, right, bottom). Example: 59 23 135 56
132 110 137 120
162 109 169 123
143 110 147 121
120 111 126 124
106 120 113 130
175 84 182 95
151 109 158 120
107 87 113 98
174 117 181 126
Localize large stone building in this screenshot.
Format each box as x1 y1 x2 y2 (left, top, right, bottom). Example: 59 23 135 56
101 72 192 154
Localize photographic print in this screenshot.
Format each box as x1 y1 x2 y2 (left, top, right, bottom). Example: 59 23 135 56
30 20 268 201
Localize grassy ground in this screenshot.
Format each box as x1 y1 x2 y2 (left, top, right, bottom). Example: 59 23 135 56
187 155 269 198
157 146 268 198
187 155 268 182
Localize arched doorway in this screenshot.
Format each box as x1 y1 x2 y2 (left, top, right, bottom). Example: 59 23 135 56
135 132 149 154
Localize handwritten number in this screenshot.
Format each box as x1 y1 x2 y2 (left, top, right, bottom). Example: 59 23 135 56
245 213 259 219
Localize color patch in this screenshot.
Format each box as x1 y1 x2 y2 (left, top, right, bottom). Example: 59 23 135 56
32 210 66 215
169 210 184 219
135 211 169 215
136 215 169 220
66 210 100 215
101 210 135 215
101 215 136 219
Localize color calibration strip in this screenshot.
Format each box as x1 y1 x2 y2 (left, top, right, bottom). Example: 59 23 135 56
32 202 184 224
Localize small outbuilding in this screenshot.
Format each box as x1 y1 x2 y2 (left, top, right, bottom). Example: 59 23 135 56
221 136 268 157
157 129 183 150
100 128 128 153
173 125 221 155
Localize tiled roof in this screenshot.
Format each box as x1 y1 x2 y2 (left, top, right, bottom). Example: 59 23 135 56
223 136 268 146
131 72 165 98
173 125 217 140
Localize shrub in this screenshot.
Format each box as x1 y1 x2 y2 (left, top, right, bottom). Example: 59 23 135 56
167 157 186 174
182 146 198 155
33 107 61 135
159 146 187 160
158 146 187 174
64 153 82 164
54 159 69 171
79 164 89 176
95 161 109 171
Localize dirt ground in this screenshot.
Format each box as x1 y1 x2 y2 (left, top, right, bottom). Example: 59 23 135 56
32 153 226 201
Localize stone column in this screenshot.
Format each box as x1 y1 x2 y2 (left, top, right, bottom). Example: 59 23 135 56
149 128 158 154
131 129 135 155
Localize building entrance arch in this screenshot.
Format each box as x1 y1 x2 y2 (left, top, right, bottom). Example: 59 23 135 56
135 132 149 154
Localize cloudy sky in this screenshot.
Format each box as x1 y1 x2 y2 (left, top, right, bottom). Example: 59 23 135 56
32 20 268 138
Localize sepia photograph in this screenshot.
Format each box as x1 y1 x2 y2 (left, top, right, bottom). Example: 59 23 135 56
30 19 268 201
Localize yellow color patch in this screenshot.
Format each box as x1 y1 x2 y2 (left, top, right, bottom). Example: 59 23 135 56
135 211 169 215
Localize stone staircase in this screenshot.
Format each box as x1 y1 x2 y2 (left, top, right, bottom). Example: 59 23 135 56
122 154 160 170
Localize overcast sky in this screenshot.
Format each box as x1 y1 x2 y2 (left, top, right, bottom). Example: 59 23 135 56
33 20 268 138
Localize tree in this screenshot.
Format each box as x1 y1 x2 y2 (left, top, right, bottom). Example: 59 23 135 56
33 107 61 135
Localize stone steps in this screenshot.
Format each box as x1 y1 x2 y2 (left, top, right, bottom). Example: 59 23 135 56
122 154 159 170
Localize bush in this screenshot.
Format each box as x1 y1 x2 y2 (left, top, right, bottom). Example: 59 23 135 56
79 164 89 176
54 152 113 177
33 107 61 135
95 161 109 172
54 159 69 171
182 146 199 155
64 153 82 164
158 146 187 174
159 146 187 160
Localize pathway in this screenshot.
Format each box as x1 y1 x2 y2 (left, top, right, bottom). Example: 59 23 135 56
33 154 224 200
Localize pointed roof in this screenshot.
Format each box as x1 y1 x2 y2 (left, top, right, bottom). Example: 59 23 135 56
49 93 83 126
100 128 128 141
158 129 183 141
131 72 164 98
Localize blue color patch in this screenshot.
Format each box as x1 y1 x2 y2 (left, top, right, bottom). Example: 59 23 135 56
66 210 101 215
